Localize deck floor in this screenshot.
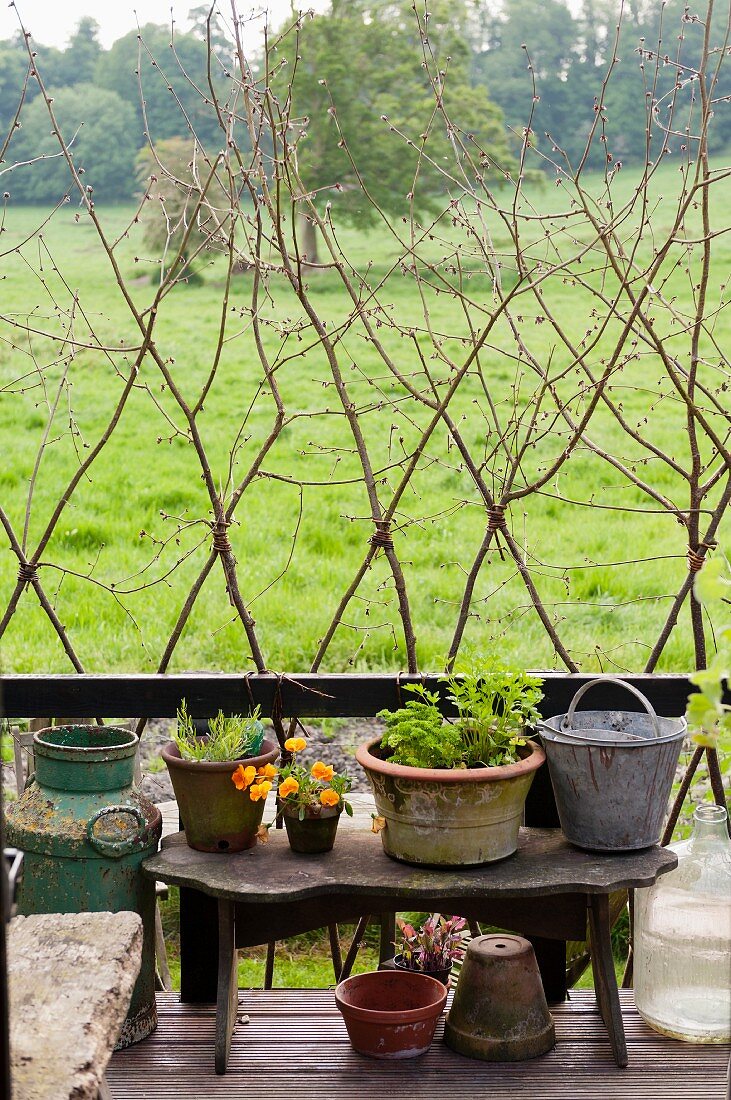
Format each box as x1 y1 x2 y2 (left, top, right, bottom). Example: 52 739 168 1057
107 988 729 1099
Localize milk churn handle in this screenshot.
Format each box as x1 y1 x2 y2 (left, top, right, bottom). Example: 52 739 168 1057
562 678 661 739
86 805 147 858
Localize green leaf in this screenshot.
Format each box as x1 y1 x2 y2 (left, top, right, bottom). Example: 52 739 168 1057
694 556 730 603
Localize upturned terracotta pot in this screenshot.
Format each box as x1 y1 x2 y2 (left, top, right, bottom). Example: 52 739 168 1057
356 736 545 866
335 970 447 1059
282 804 342 853
444 934 555 1060
161 738 279 853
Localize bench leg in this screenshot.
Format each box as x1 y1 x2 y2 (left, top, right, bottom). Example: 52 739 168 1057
378 912 396 964
97 1074 113 1100
588 894 628 1068
215 899 238 1075
527 936 567 1002
180 886 218 1002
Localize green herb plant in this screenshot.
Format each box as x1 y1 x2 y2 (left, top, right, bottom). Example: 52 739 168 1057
377 661 544 770
173 698 265 762
444 655 544 768
377 687 464 769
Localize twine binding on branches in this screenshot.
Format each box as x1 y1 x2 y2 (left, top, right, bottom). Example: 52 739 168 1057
487 505 507 532
687 541 716 573
369 521 394 548
212 520 232 555
17 561 37 587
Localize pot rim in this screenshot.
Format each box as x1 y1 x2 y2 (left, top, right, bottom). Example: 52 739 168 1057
335 970 448 1023
161 737 279 774
282 803 342 820
355 735 544 784
34 724 138 755
391 954 452 977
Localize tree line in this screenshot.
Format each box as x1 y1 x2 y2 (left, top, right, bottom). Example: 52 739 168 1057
1 0 728 210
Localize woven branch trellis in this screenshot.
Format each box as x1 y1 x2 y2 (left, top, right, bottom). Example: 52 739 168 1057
0 3 729 711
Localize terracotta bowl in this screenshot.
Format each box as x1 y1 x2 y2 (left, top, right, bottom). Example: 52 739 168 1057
335 970 447 1059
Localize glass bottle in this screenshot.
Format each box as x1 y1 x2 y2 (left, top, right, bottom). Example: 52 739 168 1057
634 803 731 1043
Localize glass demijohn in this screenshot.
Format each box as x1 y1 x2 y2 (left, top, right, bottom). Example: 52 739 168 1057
634 803 731 1043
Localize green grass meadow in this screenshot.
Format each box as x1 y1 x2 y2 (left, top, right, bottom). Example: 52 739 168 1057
0 160 729 675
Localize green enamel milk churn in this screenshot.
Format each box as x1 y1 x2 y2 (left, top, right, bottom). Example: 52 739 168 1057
5 725 162 1046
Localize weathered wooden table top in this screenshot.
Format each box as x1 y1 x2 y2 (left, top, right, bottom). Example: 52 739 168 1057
144 814 677 904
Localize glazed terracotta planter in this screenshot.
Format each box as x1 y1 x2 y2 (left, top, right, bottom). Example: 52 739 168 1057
282 804 342 854
161 738 278 853
335 970 447 1059
356 736 545 867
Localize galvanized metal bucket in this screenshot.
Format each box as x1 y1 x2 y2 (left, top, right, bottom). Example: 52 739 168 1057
5 725 162 1046
537 679 687 851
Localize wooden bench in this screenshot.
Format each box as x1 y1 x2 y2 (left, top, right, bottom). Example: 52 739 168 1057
8 911 142 1100
144 794 677 1074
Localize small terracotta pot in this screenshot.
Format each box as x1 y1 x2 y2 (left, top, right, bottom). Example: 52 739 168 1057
335 970 447 1059
161 739 279 853
282 804 341 853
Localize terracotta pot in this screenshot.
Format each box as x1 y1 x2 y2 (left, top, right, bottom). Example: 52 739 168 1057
355 736 545 867
335 970 447 1059
161 739 278 853
282 804 341 853
444 934 555 1060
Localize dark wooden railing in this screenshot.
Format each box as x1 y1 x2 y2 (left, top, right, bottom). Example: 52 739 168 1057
0 670 706 719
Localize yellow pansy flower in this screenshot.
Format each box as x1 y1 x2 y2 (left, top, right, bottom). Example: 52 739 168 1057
284 736 307 753
279 776 300 799
232 764 256 790
320 788 340 808
249 780 273 802
311 761 334 782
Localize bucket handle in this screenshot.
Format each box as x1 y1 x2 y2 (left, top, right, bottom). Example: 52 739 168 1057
86 805 147 858
561 678 661 739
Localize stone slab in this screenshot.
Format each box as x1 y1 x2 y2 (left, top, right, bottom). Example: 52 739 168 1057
9 910 143 1100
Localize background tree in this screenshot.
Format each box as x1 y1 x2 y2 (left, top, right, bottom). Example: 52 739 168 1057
97 23 228 150
135 136 222 282
275 0 514 261
54 17 102 87
470 0 730 168
0 36 35 139
7 84 137 203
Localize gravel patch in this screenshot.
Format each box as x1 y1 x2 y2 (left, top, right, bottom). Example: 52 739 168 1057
134 716 379 803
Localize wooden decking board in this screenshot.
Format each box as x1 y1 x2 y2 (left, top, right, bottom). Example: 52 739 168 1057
107 990 729 1099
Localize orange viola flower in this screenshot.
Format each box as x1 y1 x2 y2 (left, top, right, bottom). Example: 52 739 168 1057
249 780 273 802
232 764 256 790
279 776 300 799
284 736 307 753
310 761 334 782
257 763 278 779
320 788 340 808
